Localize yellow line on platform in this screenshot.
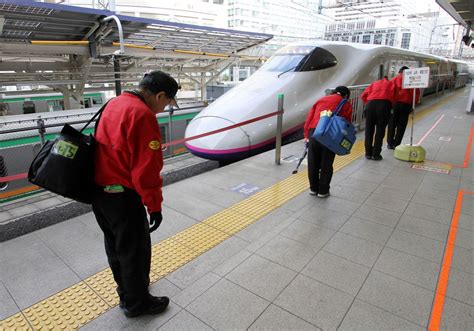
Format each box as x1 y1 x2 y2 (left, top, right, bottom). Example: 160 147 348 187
0 89 461 330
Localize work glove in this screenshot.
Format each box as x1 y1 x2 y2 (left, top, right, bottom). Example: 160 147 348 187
149 211 162 233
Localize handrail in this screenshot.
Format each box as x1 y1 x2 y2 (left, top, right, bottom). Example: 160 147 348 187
101 15 125 55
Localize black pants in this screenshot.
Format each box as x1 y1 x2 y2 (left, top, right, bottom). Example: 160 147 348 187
387 102 412 148
92 187 151 311
308 130 336 195
364 100 392 157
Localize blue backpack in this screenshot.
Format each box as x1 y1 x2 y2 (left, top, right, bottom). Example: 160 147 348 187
311 99 356 155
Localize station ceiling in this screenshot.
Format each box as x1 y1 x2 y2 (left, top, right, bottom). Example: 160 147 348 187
436 0 473 30
0 0 272 90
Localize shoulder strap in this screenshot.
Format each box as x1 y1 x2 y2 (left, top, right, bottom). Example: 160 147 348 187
333 98 347 116
79 99 111 133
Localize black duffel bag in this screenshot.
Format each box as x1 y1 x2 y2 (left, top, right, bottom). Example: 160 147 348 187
28 103 107 204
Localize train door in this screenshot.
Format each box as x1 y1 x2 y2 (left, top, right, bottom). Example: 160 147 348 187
47 100 64 112
0 102 9 116
23 101 36 114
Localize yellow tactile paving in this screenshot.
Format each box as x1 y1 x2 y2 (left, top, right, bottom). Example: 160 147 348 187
22 283 109 330
171 222 230 255
150 238 198 281
0 313 31 331
204 209 255 235
231 198 276 219
83 268 120 307
2 90 456 330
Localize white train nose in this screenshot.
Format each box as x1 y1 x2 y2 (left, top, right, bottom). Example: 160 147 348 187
184 116 251 160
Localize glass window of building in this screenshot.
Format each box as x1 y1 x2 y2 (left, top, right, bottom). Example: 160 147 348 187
401 33 411 49
374 34 382 44
362 35 371 44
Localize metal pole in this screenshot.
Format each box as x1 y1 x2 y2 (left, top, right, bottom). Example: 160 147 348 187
168 106 174 156
113 56 121 96
275 93 284 165
410 89 415 146
101 15 124 55
37 116 46 145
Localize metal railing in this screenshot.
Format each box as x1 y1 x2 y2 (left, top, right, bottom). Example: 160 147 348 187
326 84 369 131
0 98 285 194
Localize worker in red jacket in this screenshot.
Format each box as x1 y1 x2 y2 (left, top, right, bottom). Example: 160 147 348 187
93 71 179 318
360 76 395 160
304 86 353 198
387 66 421 149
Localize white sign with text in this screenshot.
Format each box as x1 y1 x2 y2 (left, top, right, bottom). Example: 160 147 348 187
402 67 430 88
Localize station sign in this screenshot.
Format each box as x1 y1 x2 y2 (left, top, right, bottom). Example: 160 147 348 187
402 67 430 88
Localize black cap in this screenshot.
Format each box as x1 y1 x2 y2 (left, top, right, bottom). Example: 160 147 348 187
139 71 180 102
334 86 350 98
399 66 409 73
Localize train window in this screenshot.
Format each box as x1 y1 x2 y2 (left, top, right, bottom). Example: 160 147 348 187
296 47 337 72
23 101 36 114
260 45 314 72
92 96 103 105
159 125 167 144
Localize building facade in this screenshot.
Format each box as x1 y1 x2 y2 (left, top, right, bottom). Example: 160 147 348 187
323 0 460 57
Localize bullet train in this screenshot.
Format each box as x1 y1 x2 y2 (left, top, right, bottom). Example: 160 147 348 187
184 41 469 161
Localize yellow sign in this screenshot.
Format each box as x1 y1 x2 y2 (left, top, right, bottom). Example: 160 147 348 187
148 140 161 150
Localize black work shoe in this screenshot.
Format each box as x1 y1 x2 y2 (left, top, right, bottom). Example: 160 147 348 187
365 155 372 160
123 296 170 318
372 155 383 161
387 145 394 150
119 300 125 309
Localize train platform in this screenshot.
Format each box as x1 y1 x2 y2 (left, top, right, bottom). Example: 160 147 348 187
0 86 473 330
0 154 218 242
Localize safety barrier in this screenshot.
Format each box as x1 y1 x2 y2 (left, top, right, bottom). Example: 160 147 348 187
0 102 207 193
1 76 468 197
0 98 284 196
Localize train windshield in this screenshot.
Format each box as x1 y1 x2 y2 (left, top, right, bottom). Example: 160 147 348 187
260 45 337 72
260 46 314 72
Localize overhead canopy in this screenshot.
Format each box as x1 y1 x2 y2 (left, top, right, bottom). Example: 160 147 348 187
436 0 473 30
0 0 272 92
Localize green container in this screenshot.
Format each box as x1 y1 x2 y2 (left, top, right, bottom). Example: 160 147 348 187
394 144 426 162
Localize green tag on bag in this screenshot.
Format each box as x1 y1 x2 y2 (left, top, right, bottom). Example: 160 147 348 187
52 140 79 159
104 185 125 193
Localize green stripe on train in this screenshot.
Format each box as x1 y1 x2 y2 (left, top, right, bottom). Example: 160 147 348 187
1 93 103 103
0 112 198 148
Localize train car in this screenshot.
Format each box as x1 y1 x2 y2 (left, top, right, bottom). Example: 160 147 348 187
0 102 205 201
0 92 106 115
184 41 469 161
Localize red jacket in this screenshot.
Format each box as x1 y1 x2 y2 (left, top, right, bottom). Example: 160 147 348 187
95 93 163 213
392 73 421 104
360 78 395 104
304 94 353 139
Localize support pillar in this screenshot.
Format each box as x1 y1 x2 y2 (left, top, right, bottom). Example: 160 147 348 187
200 72 207 101
63 91 71 110
113 56 122 96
